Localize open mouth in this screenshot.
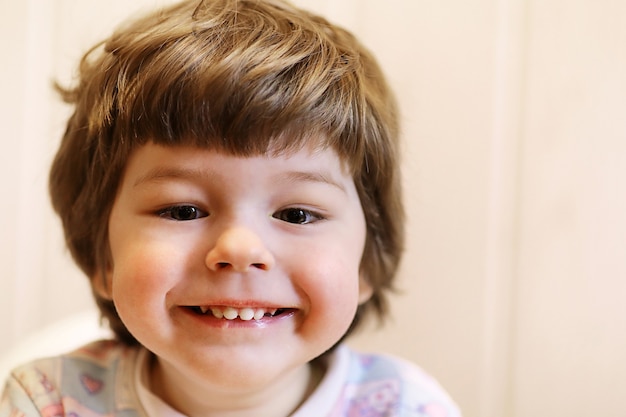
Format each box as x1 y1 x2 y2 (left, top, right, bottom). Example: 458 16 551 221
186 306 292 321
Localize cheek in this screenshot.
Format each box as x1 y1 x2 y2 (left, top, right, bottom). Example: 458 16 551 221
110 255 158 310
301 223 366 311
108 242 184 313
106 244 192 345
293 247 363 332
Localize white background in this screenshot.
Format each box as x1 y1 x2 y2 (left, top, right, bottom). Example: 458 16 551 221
1 1 625 416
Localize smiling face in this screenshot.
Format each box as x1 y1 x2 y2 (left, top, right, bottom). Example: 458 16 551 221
101 142 371 412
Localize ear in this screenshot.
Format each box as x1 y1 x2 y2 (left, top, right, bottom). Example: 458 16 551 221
357 273 374 305
92 269 113 301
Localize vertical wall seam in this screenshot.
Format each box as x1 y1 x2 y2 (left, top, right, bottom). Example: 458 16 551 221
480 0 530 415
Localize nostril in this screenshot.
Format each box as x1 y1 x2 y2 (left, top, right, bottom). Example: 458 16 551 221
212 262 268 271
205 227 276 272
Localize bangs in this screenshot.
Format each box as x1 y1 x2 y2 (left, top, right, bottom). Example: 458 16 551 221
90 0 366 165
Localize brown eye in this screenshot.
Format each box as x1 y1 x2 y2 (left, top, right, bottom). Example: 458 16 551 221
273 208 320 224
159 205 207 221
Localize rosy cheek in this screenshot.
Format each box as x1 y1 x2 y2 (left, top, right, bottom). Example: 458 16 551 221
110 247 173 300
296 259 361 329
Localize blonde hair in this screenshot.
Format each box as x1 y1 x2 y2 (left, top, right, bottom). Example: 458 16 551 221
50 0 404 345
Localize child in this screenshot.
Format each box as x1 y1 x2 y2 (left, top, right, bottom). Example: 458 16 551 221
1 0 461 416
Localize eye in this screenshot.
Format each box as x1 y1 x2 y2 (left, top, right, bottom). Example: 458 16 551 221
273 208 322 224
158 205 207 221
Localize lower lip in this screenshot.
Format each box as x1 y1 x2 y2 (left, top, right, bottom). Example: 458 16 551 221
178 307 296 329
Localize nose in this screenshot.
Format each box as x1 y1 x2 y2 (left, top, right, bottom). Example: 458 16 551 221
205 226 275 272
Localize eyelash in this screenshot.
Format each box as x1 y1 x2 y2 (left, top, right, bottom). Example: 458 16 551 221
157 205 324 225
272 207 324 225
158 205 207 221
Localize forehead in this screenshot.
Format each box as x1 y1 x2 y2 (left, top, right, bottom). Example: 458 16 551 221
121 141 354 185
111 142 363 213
124 135 355 175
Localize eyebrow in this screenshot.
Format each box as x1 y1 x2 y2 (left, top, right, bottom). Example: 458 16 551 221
281 171 347 193
133 166 347 193
133 167 214 188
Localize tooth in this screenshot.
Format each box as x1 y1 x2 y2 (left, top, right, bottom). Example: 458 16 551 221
253 309 265 320
207 306 281 320
211 307 224 319
239 308 254 321
223 307 238 320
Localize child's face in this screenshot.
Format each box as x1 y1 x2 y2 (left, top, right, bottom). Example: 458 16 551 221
102 142 371 395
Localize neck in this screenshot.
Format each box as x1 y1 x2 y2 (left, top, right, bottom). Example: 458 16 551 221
148 356 323 417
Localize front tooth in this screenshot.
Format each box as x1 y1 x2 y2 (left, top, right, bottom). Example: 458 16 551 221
239 308 254 321
253 309 265 320
223 307 238 320
211 307 224 319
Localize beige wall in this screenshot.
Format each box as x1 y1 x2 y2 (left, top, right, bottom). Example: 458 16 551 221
1 1 625 416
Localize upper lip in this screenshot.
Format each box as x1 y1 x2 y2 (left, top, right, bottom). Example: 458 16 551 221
182 299 294 310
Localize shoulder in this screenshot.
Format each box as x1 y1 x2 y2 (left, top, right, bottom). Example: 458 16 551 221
336 347 462 417
1 340 142 417
9 339 136 391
